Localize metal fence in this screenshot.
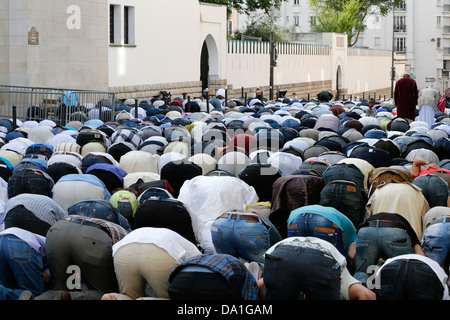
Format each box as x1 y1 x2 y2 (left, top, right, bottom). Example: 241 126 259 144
0 85 116 126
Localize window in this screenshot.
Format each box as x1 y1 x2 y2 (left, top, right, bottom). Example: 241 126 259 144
109 4 121 44
396 1 406 10
227 20 233 35
438 16 442 27
437 37 442 48
394 16 406 32
294 0 300 4
395 37 406 52
374 37 380 46
124 6 135 45
310 16 316 27
294 16 300 26
110 5 114 43
124 6 129 44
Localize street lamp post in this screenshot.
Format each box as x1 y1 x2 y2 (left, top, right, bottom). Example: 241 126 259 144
391 0 396 99
270 0 275 100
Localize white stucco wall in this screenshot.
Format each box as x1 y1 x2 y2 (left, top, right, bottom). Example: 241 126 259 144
108 0 227 88
345 49 392 96
226 33 393 97
226 41 331 89
0 0 399 99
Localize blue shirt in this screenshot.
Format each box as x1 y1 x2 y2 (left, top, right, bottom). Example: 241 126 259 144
57 174 112 200
288 205 357 249
85 163 127 182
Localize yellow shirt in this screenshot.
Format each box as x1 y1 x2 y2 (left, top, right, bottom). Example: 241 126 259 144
366 181 429 240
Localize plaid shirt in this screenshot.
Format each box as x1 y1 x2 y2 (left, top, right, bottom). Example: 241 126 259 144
169 254 259 300
64 215 128 244
2 194 67 226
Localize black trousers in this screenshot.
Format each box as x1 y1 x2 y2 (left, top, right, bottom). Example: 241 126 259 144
264 245 342 300
4 205 51 237
133 198 197 244
168 269 242 300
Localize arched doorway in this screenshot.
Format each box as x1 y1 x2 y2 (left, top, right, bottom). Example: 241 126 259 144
200 42 209 93
336 65 343 100
200 34 219 94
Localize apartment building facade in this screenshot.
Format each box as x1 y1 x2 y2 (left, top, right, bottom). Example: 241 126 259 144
232 0 450 92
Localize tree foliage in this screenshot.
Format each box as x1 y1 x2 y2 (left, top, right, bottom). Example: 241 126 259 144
201 0 287 16
230 12 290 42
309 0 401 47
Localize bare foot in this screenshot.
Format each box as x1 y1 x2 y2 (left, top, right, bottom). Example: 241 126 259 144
101 293 118 300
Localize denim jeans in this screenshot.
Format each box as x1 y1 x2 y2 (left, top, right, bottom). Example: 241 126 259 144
422 217 450 267
376 258 444 300
412 175 449 208
287 212 347 259
322 163 365 190
0 234 45 300
7 169 53 199
67 199 120 225
319 180 367 228
211 213 274 264
354 225 413 285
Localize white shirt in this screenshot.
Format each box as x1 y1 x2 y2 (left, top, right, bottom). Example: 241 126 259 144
177 175 259 254
112 227 201 263
265 236 360 300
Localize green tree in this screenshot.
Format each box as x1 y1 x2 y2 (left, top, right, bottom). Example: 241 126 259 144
310 0 401 47
201 0 286 16
231 12 290 42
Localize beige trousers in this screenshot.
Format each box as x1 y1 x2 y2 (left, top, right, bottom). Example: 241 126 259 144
112 243 179 300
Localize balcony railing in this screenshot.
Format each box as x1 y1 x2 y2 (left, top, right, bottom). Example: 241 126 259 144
394 25 407 32
395 46 406 53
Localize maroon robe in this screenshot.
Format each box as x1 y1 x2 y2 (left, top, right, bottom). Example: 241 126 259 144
394 76 418 121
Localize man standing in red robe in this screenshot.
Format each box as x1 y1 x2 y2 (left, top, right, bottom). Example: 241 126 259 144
394 72 418 121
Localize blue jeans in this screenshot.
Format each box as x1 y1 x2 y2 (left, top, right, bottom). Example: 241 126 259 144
287 213 347 258
318 181 367 229
211 212 277 264
412 175 449 208
354 224 413 285
0 234 45 300
422 217 450 267
376 258 444 300
7 169 53 199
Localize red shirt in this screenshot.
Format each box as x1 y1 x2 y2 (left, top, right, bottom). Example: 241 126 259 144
412 167 450 180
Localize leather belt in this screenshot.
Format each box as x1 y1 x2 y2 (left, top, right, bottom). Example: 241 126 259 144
67 217 107 233
220 212 260 223
365 220 405 230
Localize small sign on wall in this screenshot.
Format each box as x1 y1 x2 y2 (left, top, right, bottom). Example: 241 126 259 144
28 27 39 45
